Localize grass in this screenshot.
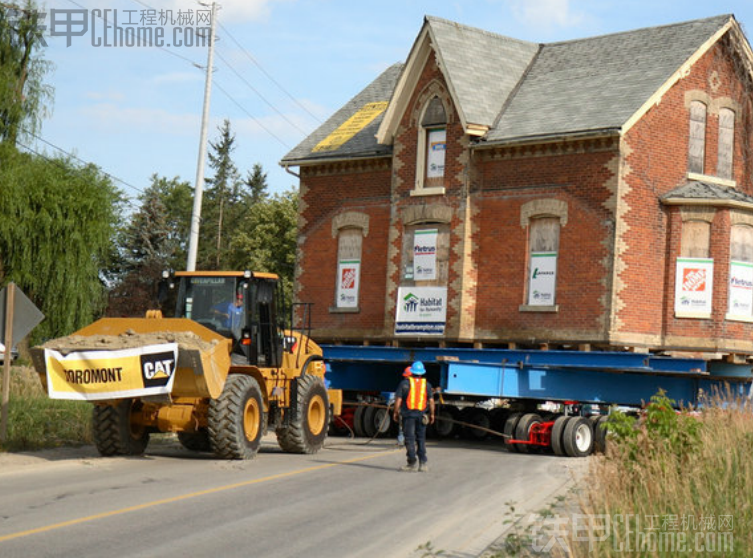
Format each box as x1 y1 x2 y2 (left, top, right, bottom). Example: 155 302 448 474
0 365 92 452
569 389 753 557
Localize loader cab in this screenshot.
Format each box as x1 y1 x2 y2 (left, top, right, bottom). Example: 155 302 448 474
170 271 285 368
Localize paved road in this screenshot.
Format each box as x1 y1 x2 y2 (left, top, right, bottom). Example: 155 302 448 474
0 435 583 557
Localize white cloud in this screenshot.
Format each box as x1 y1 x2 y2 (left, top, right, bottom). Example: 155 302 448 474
509 0 584 29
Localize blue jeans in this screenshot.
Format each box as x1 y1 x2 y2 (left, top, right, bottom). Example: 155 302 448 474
402 415 427 464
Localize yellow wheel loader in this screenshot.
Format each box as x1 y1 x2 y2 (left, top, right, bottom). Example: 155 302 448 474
30 271 342 460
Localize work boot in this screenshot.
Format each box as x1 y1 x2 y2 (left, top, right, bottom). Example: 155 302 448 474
418 462 429 472
400 462 418 472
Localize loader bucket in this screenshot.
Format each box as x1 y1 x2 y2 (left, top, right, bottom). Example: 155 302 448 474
31 318 233 400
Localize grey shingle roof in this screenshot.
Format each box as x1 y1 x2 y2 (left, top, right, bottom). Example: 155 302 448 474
487 15 732 143
281 63 402 165
662 181 753 205
426 16 539 128
282 15 735 165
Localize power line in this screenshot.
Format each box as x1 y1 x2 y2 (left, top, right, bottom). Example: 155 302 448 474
214 49 309 136
213 80 291 150
217 21 323 125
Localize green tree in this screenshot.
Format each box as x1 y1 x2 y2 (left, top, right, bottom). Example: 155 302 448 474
0 2 52 145
226 188 299 302
243 163 269 206
0 145 122 341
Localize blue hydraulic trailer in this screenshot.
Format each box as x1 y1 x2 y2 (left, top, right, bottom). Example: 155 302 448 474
322 345 752 457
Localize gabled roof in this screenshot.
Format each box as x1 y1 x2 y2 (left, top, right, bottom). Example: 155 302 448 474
487 15 734 143
282 14 746 166
281 63 402 165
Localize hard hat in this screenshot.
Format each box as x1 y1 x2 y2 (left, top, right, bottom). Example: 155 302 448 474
410 361 426 376
402 366 412 377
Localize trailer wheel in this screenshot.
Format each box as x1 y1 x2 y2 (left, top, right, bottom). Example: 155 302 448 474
352 403 368 437
372 407 392 435
591 416 608 454
178 429 211 452
562 417 594 457
92 399 150 457
362 404 389 437
550 415 569 456
431 406 459 439
208 374 265 460
503 412 523 453
461 407 491 441
515 413 542 453
276 374 330 454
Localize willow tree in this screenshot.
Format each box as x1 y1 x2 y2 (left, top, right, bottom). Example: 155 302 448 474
0 147 122 340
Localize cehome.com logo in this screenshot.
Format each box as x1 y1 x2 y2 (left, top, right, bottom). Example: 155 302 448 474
403 293 419 312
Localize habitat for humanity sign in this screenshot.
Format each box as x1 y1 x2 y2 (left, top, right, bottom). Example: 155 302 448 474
395 286 447 335
675 258 713 315
44 343 178 401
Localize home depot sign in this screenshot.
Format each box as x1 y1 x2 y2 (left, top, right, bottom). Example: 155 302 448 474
674 258 713 316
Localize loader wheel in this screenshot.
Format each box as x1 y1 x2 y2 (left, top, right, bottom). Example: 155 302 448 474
208 374 265 460
92 399 150 457
276 374 330 454
178 429 211 452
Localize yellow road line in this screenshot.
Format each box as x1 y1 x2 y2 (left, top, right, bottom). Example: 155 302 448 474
0 449 400 543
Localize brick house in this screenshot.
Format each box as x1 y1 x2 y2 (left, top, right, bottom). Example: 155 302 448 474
281 14 753 357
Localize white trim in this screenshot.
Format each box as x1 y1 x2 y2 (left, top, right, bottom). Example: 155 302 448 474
410 186 446 197
622 19 734 135
725 313 753 323
674 312 712 320
687 172 737 188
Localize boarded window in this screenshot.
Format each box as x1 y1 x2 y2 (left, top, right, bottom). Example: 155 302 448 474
688 101 707 174
731 224 753 262
729 224 753 316
527 217 560 306
422 97 447 190
681 220 710 258
717 108 735 180
335 228 362 308
400 223 450 287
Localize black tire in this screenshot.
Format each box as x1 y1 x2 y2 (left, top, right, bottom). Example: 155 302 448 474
503 412 523 453
276 374 330 454
208 374 265 460
461 407 492 441
591 415 609 454
515 413 542 453
431 406 459 438
550 415 569 456
352 403 368 437
562 417 594 458
92 399 150 457
490 408 510 434
361 405 381 438
178 429 211 452
372 406 392 435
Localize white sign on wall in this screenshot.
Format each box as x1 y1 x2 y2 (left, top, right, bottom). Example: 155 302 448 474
413 229 438 281
336 260 360 308
728 260 753 317
395 286 447 335
528 252 557 306
426 128 446 178
675 258 714 316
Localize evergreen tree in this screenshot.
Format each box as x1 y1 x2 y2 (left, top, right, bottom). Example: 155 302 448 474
243 163 269 206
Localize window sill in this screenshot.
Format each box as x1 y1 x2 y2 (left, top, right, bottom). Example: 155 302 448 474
329 306 360 314
410 186 446 197
687 172 736 188
725 313 753 323
674 312 712 320
519 304 559 313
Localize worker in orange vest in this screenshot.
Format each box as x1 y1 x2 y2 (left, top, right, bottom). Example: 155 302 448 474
393 361 435 472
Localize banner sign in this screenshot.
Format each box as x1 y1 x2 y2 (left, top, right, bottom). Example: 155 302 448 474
44 343 179 401
395 286 447 335
336 260 360 308
528 252 557 306
413 229 438 281
426 128 446 178
675 258 714 315
728 260 753 316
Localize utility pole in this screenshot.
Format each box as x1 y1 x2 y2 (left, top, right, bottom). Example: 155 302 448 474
186 1 217 271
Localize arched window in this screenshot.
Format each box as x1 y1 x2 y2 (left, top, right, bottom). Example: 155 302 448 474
688 100 707 174
335 228 362 310
415 96 447 193
717 108 735 180
527 217 560 306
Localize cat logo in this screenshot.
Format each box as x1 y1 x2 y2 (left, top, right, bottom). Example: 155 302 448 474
140 350 176 388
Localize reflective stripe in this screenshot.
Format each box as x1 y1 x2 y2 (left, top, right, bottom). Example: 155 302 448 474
406 377 427 411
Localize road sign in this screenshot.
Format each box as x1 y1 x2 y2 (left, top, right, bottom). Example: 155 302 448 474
0 284 45 345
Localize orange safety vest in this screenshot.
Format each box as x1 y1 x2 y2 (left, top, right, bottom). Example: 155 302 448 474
406 377 428 411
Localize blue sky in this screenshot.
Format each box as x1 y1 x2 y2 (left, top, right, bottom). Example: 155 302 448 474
32 0 753 205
